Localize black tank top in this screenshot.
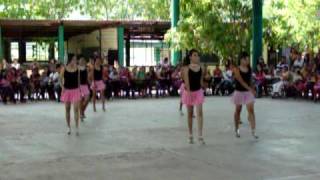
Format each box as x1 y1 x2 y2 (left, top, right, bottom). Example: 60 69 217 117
94 66 103 81
80 69 88 85
150 71 156 80
64 70 79 89
189 67 202 91
235 67 251 92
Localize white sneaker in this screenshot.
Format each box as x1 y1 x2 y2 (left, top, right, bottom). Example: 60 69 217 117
198 137 206 145
235 129 240 138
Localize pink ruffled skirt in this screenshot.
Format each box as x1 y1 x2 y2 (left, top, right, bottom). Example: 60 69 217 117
61 88 81 103
80 84 90 97
182 89 204 106
231 91 255 105
91 80 106 91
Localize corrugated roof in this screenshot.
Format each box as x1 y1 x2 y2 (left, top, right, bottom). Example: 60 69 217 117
0 19 171 39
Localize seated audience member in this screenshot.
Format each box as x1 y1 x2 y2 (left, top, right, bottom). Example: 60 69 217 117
136 66 147 97
146 66 157 97
171 66 182 96
203 66 212 95
40 67 50 100
254 64 266 97
109 67 120 97
11 59 20 70
271 66 290 96
212 65 223 95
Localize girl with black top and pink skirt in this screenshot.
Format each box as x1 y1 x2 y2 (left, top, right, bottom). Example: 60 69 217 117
231 52 258 139
90 57 106 112
79 57 90 121
182 49 205 145
60 56 81 136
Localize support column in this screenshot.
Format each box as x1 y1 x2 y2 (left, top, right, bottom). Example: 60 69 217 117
48 41 55 60
58 24 65 64
252 0 263 70
125 37 130 67
18 40 26 63
117 27 124 67
171 0 181 66
0 27 3 62
154 47 161 65
99 29 102 58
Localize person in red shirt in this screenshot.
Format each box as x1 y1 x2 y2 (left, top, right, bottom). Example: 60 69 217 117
119 66 131 98
254 64 266 97
212 65 223 95
30 63 41 100
0 69 15 104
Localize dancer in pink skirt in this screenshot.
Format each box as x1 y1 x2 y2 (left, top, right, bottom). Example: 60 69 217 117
179 57 192 116
232 52 258 139
182 49 205 145
79 57 90 121
90 57 106 112
60 56 81 135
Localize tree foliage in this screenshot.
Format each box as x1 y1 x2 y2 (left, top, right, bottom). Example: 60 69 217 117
264 0 320 51
165 0 252 60
34 0 80 19
0 0 80 19
79 0 170 20
0 0 35 19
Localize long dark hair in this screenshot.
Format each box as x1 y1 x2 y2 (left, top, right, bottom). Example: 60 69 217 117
67 55 77 65
238 51 251 72
184 49 198 66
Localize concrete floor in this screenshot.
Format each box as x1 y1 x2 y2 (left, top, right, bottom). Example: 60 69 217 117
0 97 320 180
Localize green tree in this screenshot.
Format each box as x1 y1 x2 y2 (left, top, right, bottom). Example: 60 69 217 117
264 0 320 51
33 0 80 19
0 0 35 18
80 0 135 20
137 0 170 20
0 0 80 19
80 0 170 20
165 0 252 61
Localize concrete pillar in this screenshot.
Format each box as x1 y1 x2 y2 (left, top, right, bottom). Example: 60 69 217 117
171 0 181 65
58 24 65 64
125 37 130 67
0 27 3 62
117 27 124 67
252 0 263 70
154 47 161 65
18 40 26 63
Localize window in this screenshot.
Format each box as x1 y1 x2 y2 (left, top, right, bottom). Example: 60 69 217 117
10 42 19 60
26 42 52 61
127 40 167 66
26 42 36 61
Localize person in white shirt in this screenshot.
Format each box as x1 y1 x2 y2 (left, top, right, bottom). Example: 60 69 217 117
49 64 62 101
11 59 20 70
293 53 304 70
